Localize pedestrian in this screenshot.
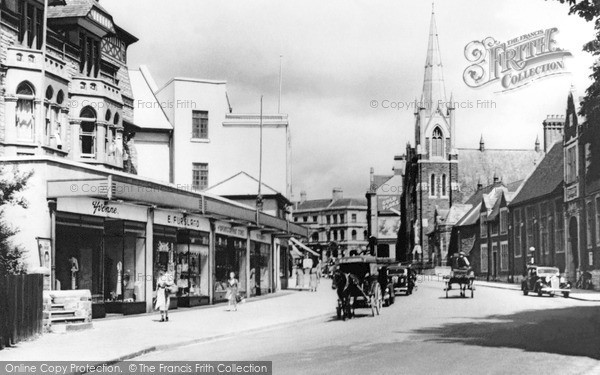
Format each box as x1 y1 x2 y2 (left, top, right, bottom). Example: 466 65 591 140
226 271 239 311
154 269 175 322
309 267 318 292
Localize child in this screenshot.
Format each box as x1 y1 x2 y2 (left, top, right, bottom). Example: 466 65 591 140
226 272 239 311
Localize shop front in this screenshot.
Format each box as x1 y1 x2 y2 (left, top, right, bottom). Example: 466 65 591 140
250 231 272 297
153 209 210 308
214 223 248 303
55 197 149 318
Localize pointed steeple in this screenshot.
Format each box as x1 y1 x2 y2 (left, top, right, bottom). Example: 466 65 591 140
421 3 446 114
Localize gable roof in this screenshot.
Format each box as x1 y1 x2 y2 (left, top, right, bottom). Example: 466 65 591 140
456 202 482 227
370 175 393 193
48 0 110 19
510 142 564 206
445 204 473 225
129 67 173 131
458 148 543 201
205 171 281 197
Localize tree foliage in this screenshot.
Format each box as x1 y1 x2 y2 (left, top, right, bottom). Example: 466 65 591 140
554 0 600 181
0 167 33 277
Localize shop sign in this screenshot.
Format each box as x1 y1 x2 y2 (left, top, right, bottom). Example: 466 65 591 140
250 230 271 244
215 222 248 239
154 209 210 232
377 217 401 239
377 195 400 214
57 197 147 222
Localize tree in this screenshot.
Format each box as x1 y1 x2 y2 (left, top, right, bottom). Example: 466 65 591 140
0 166 32 277
554 0 600 180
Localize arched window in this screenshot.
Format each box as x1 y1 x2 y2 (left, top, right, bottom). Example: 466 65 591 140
16 82 35 141
442 174 447 196
432 126 443 157
311 233 319 242
363 230 368 240
351 230 357 241
430 174 436 196
80 106 97 158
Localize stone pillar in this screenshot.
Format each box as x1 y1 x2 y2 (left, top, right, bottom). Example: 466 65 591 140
145 208 154 313
96 121 106 163
246 232 251 298
208 220 215 304
49 200 57 290
4 96 17 146
69 119 81 159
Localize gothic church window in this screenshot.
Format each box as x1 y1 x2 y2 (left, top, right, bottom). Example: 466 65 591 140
430 174 436 196
432 127 444 157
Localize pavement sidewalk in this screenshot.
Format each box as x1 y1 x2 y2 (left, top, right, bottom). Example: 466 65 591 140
472 280 600 302
0 280 337 362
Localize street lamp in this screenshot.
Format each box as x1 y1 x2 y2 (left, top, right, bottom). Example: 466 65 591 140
529 246 535 265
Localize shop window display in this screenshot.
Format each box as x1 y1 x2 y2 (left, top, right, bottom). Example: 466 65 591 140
214 236 247 302
153 225 177 308
250 241 272 297
176 230 209 307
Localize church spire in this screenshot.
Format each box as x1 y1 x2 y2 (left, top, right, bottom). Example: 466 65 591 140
421 3 446 114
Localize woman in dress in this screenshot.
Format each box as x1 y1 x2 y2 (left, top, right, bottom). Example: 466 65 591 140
226 272 239 311
155 270 174 322
309 266 318 292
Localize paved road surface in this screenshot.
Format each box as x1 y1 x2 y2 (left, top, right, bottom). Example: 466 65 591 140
134 280 600 374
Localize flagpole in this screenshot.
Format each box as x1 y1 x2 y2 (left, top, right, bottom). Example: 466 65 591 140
257 95 264 212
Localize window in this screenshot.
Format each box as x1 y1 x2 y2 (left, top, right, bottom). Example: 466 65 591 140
430 174 436 196
192 163 208 190
192 110 208 139
294 217 298 222
340 214 345 223
500 209 508 234
500 242 509 271
490 220 498 236
340 230 345 241
351 230 357 241
480 213 487 238
480 244 488 273
541 203 549 255
364 230 368 240
79 32 101 77
351 214 357 223
303 216 307 223
587 200 594 249
15 81 35 142
441 174 447 196
596 196 600 246
311 233 318 242
555 200 564 253
79 106 97 158
7 1 44 49
312 216 317 223
431 127 443 157
514 209 522 258
326 215 331 224
526 206 534 250
333 231 338 241
566 145 578 183
333 215 338 224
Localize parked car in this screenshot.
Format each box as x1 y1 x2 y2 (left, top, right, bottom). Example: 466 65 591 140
521 265 571 298
387 264 416 295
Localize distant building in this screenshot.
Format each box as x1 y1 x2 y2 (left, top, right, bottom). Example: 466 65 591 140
401 9 543 266
293 189 368 257
365 156 405 260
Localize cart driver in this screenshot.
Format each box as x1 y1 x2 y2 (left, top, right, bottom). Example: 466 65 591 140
457 252 470 269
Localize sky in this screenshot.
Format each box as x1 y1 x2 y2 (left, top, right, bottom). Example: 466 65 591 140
102 0 596 200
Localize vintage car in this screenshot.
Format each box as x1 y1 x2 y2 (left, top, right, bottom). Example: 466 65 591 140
387 264 416 295
521 265 571 298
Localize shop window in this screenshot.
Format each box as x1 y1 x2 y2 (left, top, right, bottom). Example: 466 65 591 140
16 81 35 142
192 163 209 190
177 230 209 302
79 106 97 158
250 241 271 297
192 110 208 139
215 235 247 300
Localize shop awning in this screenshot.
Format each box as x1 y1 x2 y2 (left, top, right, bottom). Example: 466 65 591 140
289 237 319 256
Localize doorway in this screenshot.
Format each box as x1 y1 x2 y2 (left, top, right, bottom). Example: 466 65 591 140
569 216 579 280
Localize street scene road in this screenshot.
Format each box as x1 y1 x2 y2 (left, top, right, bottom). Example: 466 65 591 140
134 279 600 375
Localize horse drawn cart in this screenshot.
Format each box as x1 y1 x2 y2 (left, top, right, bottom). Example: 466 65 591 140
332 256 394 320
443 253 475 298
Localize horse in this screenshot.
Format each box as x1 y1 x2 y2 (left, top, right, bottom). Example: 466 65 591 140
332 270 360 320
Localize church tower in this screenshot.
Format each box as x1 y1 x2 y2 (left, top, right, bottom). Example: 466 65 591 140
407 6 461 265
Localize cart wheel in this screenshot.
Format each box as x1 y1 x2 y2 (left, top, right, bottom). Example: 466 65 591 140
370 296 376 317
563 292 570 298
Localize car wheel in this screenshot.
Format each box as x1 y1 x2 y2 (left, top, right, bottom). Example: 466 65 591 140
563 292 570 298
522 288 528 296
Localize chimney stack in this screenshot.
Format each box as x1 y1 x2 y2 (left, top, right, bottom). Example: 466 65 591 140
393 155 406 176
300 191 307 203
542 114 564 153
332 187 343 201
